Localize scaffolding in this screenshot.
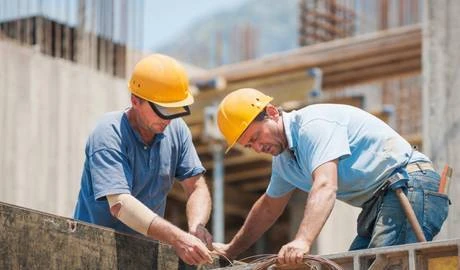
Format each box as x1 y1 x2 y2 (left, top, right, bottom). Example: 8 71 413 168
298 0 356 46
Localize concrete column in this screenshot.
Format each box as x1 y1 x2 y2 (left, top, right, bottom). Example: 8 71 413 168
422 0 460 240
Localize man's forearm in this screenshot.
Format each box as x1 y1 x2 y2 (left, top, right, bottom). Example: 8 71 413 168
227 194 286 258
148 214 214 266
295 186 336 245
106 191 212 265
186 181 212 229
147 215 188 244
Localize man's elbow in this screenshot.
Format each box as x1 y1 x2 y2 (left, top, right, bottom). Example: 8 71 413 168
106 193 157 235
314 179 338 201
259 194 288 220
325 184 337 201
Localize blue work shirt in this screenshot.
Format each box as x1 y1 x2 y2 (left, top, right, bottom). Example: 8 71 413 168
267 104 429 207
74 111 205 234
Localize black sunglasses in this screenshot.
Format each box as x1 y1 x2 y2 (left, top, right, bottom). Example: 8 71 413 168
148 101 190 120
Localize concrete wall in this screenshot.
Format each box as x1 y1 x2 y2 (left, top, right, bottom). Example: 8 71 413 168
423 0 460 240
0 40 129 217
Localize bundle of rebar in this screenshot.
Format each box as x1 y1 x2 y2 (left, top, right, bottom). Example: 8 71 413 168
215 254 343 270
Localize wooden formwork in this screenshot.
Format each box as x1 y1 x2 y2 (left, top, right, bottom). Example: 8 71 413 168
0 201 219 269
1 194 458 270
215 239 459 269
325 239 459 270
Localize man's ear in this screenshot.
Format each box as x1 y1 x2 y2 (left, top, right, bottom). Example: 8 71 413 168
265 104 279 119
131 94 141 106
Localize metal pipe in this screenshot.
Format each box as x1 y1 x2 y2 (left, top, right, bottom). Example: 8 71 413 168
308 67 323 99
212 142 225 243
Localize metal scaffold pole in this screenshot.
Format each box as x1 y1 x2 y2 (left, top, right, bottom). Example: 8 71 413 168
204 104 225 243
211 142 224 243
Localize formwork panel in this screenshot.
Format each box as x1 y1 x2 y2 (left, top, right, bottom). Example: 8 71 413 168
427 256 458 270
0 201 219 269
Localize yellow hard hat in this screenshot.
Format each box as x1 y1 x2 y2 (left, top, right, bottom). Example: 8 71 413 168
128 54 193 118
217 88 273 153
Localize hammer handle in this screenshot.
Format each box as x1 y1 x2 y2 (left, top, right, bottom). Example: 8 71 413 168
395 188 427 242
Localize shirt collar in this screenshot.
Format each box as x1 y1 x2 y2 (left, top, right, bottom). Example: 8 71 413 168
282 110 296 150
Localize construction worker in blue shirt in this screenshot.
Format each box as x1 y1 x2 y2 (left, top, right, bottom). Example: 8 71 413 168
213 88 449 265
74 54 213 265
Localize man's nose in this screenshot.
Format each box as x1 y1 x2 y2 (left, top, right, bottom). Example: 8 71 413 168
252 143 262 153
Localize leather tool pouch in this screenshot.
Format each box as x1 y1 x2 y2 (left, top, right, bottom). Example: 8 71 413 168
357 181 390 238
357 193 384 238
357 169 409 238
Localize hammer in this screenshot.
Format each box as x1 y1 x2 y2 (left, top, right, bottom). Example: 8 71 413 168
394 188 426 242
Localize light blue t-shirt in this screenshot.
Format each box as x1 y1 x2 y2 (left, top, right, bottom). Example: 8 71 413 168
267 104 429 207
74 111 205 234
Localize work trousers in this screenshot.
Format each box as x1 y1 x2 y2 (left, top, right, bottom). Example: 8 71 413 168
349 163 450 250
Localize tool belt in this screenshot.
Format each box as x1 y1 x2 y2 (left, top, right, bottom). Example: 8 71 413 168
406 162 435 174
357 161 435 238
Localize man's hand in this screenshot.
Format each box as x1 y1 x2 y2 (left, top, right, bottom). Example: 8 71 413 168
277 239 311 265
212 242 235 260
189 223 213 250
173 233 213 266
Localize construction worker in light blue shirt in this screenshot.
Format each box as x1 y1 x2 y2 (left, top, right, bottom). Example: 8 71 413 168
213 88 449 265
74 54 213 266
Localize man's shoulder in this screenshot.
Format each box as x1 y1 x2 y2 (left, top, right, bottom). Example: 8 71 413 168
91 111 126 133
87 111 127 150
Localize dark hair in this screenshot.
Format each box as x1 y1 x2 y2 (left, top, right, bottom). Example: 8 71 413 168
253 109 267 122
131 93 145 102
253 106 283 122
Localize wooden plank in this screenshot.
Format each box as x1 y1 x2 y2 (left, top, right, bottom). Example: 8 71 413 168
324 56 421 89
321 46 421 75
186 72 315 126
324 239 460 270
225 167 272 183
187 26 421 126
427 256 458 270
221 33 420 83
192 25 421 83
282 96 364 111
203 152 271 169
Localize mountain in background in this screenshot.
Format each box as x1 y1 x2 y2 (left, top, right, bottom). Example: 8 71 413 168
154 0 299 69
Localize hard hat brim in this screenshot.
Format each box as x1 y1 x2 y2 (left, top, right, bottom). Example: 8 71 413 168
225 141 238 154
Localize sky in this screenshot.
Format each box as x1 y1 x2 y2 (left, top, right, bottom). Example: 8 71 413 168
0 0 249 51
144 0 249 51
